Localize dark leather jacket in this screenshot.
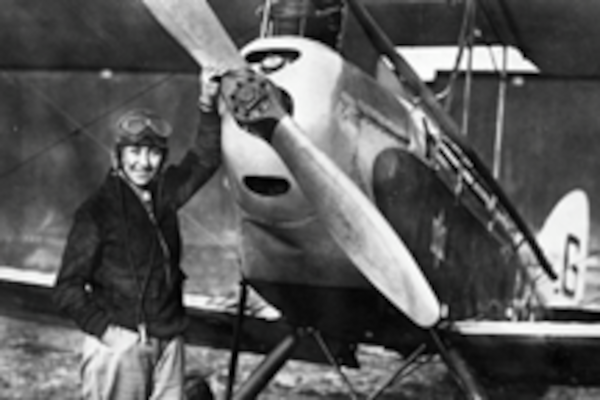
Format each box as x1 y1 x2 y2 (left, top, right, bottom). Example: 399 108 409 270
53 111 221 340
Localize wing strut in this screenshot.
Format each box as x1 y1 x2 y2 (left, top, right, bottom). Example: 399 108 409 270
344 0 556 281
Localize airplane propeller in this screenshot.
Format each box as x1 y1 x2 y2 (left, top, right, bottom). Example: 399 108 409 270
142 0 441 328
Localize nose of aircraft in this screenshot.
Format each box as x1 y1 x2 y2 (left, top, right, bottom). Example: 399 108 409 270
222 114 315 224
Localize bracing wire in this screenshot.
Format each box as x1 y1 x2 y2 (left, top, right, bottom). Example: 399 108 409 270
440 0 477 111
0 72 177 183
0 0 185 183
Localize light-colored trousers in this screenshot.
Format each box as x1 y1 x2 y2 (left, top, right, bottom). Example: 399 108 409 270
81 326 185 400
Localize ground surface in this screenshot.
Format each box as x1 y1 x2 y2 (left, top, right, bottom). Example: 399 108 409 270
3 246 600 399
3 316 600 400
0 315 451 400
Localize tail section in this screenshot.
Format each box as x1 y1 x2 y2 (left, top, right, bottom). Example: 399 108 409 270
535 189 590 307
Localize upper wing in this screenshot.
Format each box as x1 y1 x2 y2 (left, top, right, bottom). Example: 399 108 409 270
364 0 600 77
5 0 600 77
0 0 263 72
5 0 600 76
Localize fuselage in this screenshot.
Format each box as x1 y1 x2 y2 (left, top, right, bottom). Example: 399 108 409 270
221 37 519 349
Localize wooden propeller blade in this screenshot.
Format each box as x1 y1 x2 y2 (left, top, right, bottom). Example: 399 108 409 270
142 0 441 327
271 116 440 327
142 0 245 71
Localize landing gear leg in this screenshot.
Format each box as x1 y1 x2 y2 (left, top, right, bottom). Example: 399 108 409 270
430 330 489 400
223 280 304 400
225 280 249 400
232 330 303 400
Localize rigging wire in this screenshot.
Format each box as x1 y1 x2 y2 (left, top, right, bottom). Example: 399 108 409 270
439 0 476 112
1 1 237 286
0 72 177 183
441 0 509 114
476 0 513 75
0 0 182 183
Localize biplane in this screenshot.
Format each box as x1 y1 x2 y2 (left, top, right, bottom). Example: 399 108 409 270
1 0 600 399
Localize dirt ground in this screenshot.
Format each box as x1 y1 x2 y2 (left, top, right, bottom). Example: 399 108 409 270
3 316 600 400
0 315 451 400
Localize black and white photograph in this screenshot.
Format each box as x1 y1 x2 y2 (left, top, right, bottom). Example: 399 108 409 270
2 1 600 399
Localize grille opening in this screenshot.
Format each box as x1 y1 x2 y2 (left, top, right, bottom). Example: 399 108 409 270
243 176 291 196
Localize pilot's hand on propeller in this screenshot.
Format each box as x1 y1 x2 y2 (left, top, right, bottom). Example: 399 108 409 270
221 68 288 142
198 66 223 113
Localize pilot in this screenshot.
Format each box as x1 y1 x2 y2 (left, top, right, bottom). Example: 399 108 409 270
53 69 222 400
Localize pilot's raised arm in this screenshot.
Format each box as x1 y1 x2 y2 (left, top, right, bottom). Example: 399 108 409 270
52 68 222 400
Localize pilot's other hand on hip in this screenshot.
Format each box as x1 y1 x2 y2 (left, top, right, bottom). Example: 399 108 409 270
101 325 139 350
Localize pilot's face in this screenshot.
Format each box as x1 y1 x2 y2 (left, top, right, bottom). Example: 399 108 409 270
120 145 164 187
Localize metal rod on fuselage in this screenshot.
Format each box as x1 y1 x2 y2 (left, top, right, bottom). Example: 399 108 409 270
343 0 556 281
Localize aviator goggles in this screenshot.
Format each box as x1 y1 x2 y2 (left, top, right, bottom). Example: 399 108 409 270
115 109 172 149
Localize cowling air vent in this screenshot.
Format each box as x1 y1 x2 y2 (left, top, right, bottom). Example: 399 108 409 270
243 176 291 196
